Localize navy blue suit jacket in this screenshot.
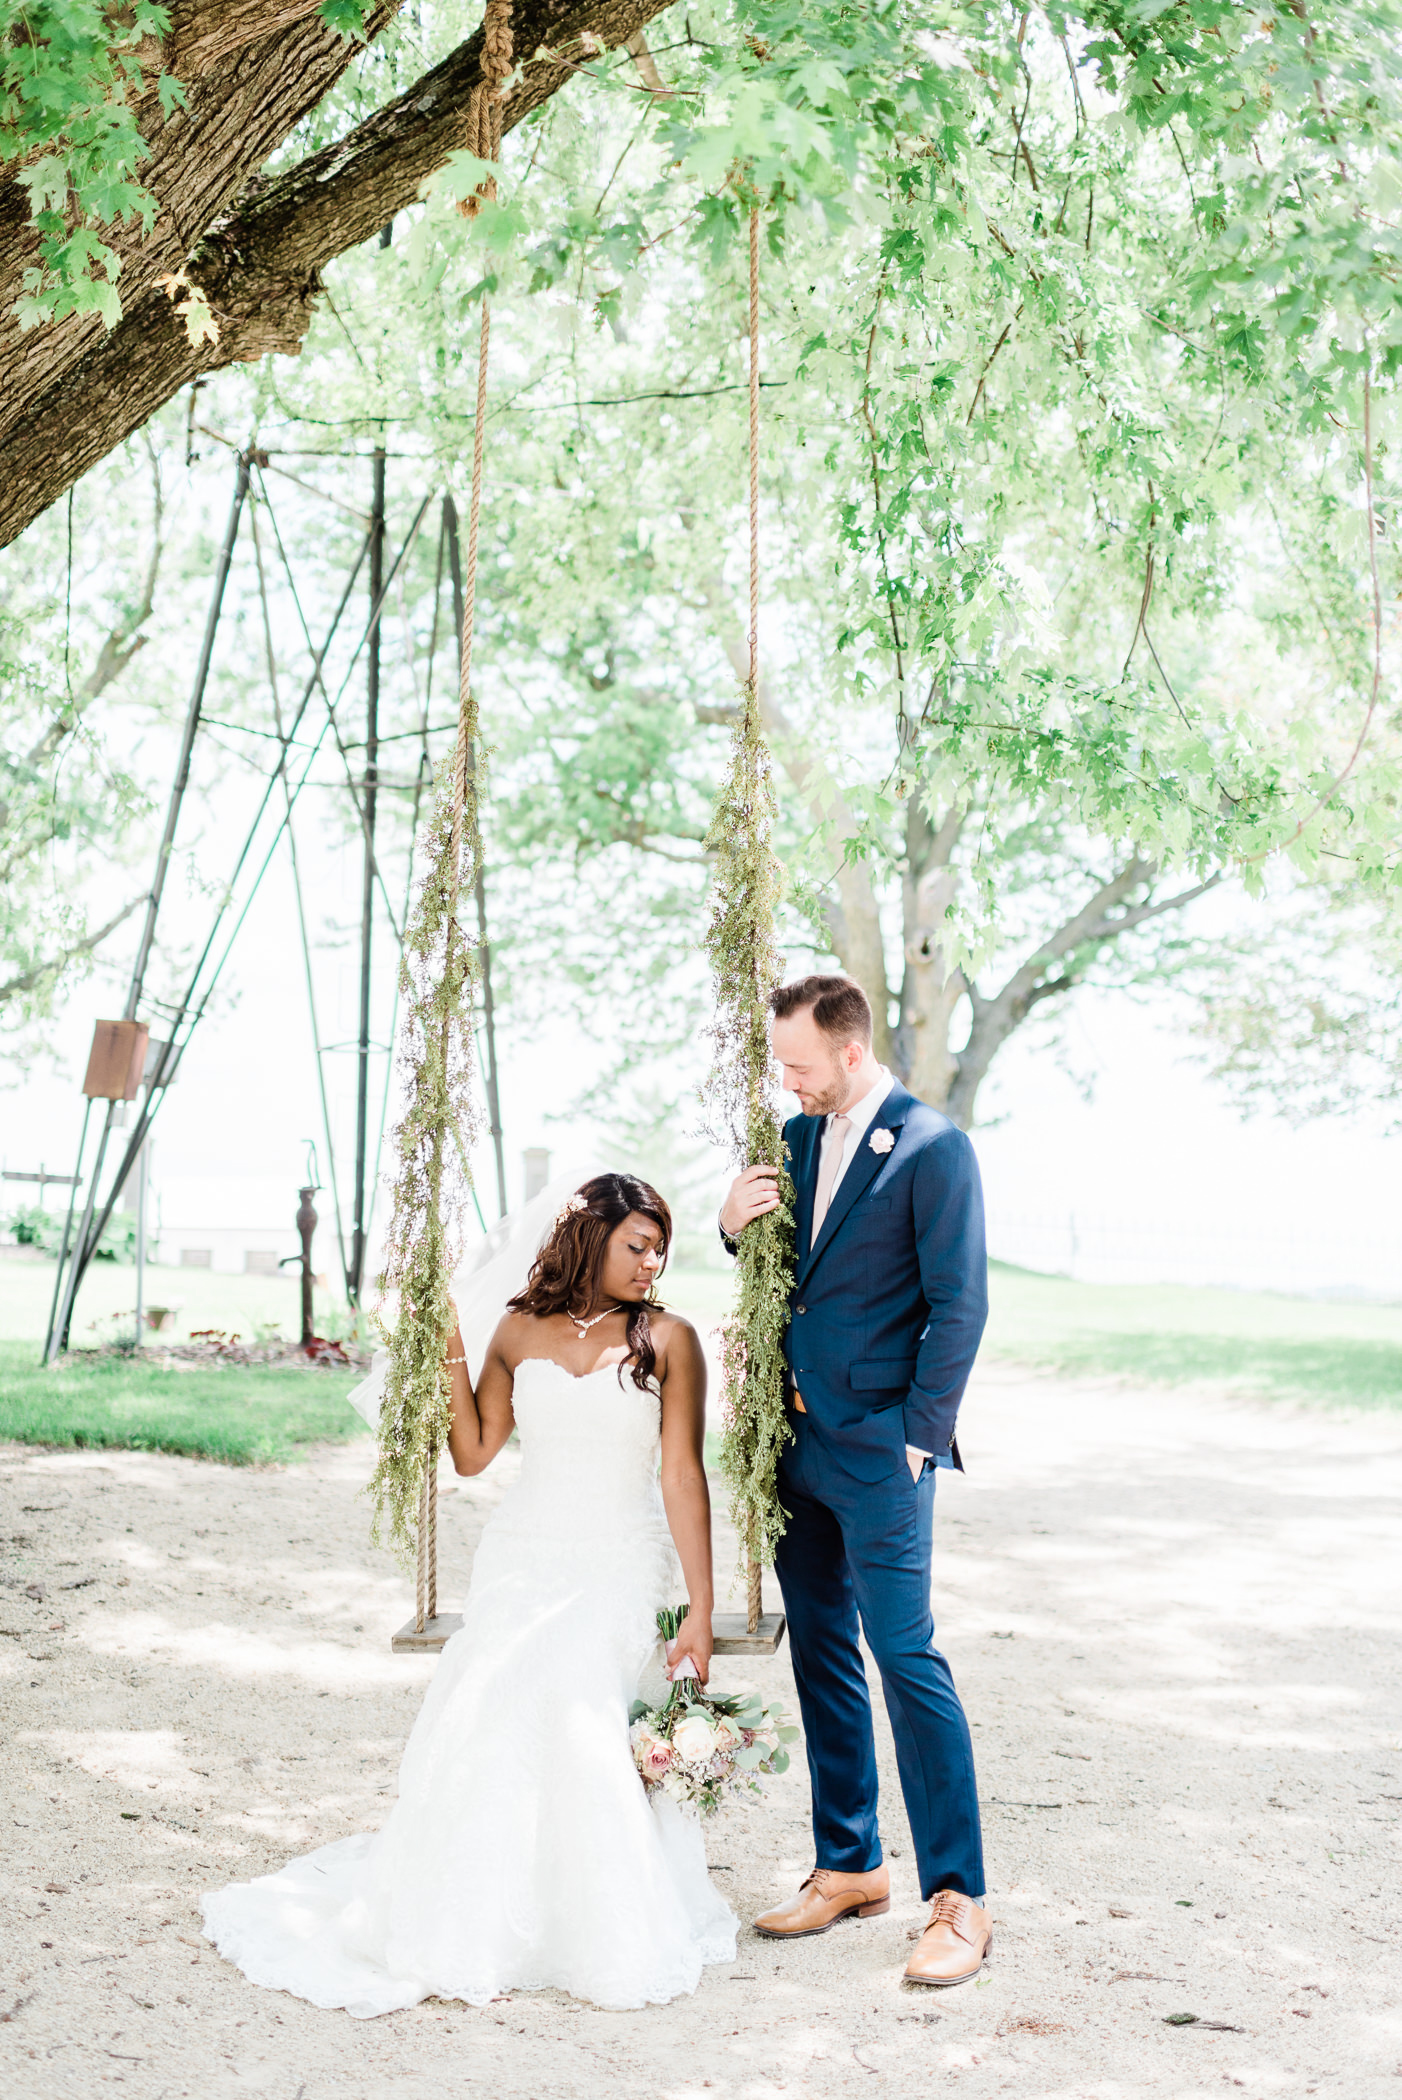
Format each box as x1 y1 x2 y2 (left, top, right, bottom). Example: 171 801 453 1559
772 1078 987 1484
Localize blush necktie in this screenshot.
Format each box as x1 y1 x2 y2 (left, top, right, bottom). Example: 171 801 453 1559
809 1114 852 1244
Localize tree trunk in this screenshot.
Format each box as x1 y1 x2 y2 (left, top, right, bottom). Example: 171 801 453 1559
0 0 673 547
894 797 965 1106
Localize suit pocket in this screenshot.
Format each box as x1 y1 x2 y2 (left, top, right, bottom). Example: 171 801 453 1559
850 1359 917 1392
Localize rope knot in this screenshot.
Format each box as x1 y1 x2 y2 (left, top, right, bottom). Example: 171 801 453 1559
457 0 514 219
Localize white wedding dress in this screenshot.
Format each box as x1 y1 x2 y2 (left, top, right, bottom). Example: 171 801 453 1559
202 1358 737 2014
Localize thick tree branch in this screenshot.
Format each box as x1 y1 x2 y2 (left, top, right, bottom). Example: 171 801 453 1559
944 859 1222 1126
625 29 671 94
1 0 674 547
0 3 404 462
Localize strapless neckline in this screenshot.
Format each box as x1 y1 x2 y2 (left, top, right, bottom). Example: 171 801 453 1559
512 1356 659 1396
513 1356 625 1383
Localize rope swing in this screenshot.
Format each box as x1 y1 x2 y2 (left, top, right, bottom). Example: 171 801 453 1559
374 94 792 1652
706 207 797 1634
370 0 514 1625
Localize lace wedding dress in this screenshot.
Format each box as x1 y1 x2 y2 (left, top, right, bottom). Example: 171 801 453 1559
202 1358 737 2014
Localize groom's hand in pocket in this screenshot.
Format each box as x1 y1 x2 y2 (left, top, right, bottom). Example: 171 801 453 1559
720 1164 781 1238
667 1607 713 1687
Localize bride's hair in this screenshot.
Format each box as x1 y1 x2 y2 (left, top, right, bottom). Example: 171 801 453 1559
507 1172 672 1391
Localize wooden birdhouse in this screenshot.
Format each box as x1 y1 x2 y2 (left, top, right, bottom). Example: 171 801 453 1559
82 1020 150 1102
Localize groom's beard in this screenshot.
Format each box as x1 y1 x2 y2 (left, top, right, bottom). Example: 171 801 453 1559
797 1055 852 1117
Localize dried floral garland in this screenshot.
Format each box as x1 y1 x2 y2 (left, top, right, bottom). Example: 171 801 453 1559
368 0 513 1570
367 710 484 1564
703 208 796 1598
703 678 796 1585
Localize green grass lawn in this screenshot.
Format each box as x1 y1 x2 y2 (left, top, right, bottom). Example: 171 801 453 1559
3 1261 1397 1466
984 1263 1402 1412
0 1253 356 1346
0 1342 368 1464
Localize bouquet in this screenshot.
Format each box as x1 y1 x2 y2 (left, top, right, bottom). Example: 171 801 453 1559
629 1606 798 1817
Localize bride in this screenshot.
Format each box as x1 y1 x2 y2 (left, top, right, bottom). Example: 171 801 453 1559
202 1171 738 2014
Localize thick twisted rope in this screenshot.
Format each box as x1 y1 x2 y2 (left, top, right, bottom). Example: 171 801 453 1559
745 205 763 1636
413 0 511 1634
747 207 760 698
415 1458 438 1627
458 0 515 219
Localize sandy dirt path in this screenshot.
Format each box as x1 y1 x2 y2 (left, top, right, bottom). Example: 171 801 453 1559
2 1363 1399 2099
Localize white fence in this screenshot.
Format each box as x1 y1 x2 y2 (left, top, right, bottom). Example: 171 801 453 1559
988 1206 1402 1300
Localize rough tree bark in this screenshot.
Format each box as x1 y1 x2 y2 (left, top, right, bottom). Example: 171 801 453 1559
0 0 673 547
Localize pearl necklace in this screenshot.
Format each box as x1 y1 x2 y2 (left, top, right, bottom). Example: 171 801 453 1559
570 1303 618 1341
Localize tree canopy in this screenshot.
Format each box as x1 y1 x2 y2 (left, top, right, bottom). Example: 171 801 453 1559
3 0 1401 1125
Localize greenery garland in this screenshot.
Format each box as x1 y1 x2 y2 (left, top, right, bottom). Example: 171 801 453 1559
703 681 796 1573
367 714 484 1563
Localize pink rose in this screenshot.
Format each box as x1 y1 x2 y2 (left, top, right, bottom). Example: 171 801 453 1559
632 1726 673 1778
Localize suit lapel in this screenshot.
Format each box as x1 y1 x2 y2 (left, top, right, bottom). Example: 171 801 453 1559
795 1080 911 1290
788 1115 821 1262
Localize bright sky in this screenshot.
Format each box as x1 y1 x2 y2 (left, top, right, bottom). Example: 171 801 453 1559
7 813 1400 1305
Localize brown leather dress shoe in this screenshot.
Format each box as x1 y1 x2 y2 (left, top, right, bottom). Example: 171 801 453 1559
903 1890 992 1986
754 1865 891 1938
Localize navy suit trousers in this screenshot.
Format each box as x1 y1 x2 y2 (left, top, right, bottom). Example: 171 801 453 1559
773 1412 985 1901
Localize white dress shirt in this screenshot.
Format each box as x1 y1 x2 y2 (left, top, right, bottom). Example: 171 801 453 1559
820 1066 895 1205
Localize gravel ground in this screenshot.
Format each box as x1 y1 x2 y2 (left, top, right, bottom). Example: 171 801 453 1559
1 1361 1399 2099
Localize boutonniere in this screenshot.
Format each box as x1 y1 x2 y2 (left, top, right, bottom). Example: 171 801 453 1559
869 1128 895 1155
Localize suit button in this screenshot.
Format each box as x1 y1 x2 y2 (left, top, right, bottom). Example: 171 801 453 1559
795 1304 806 1315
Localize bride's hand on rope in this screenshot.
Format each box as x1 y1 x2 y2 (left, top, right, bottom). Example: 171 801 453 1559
720 1164 782 1239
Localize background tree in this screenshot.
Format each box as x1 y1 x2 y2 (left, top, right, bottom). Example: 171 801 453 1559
1174 884 1402 1129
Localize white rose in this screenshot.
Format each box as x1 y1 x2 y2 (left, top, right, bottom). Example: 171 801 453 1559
671 1714 720 1764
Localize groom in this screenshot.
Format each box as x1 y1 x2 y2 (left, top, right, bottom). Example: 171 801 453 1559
720 974 991 1987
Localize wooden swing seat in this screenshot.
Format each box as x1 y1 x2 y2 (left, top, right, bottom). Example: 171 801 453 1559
391 1609 787 1657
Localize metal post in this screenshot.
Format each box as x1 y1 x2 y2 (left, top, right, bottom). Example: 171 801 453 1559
296 1184 318 1348
43 1098 91 1361
47 1105 118 1361
133 1138 148 1350
350 331 389 1306
443 495 508 1220
126 455 250 1021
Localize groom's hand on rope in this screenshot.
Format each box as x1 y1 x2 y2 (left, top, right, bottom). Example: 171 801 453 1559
720 1164 781 1238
